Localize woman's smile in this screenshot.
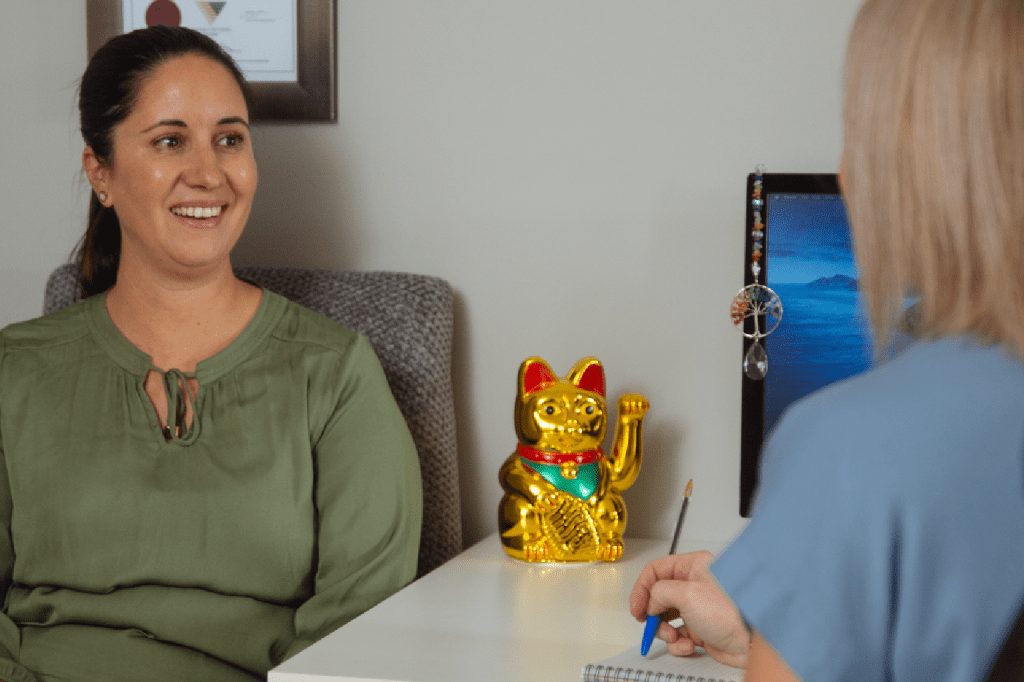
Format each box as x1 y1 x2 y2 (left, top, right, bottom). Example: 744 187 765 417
169 204 224 220
168 201 230 229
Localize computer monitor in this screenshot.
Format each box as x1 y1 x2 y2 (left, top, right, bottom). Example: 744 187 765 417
739 173 872 517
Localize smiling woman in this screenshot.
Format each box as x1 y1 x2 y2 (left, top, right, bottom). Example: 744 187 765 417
76 26 252 297
84 52 258 310
0 27 422 682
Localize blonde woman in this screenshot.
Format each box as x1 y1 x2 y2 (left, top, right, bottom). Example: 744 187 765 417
630 1 1024 679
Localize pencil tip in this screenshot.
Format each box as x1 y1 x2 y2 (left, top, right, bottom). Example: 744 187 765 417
685 479 694 497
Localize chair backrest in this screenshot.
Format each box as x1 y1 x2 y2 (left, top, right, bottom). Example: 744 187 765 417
44 263 462 577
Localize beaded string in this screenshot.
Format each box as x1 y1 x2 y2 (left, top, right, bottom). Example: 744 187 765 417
731 165 783 380
751 171 764 282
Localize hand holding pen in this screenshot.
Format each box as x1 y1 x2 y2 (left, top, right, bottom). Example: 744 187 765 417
639 479 693 656
628 482 751 668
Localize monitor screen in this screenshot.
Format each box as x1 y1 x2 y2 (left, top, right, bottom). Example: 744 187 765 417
739 174 872 516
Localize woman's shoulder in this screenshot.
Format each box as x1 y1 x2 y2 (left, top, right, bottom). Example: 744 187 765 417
265 291 368 359
0 297 95 355
769 335 1024 500
785 336 1024 440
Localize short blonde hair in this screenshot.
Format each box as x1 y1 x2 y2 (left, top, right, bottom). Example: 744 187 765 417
842 0 1024 356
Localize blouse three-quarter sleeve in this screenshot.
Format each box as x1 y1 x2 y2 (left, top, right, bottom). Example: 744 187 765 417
283 334 423 661
0 453 37 682
0 338 39 682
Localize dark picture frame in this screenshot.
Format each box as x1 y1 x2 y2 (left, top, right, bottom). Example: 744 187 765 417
86 0 337 122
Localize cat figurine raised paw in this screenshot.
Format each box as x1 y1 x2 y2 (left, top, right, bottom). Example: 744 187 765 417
498 356 649 562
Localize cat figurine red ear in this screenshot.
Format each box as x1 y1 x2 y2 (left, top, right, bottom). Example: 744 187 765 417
499 356 649 562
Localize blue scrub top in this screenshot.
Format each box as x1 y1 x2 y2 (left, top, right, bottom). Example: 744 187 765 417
714 337 1024 681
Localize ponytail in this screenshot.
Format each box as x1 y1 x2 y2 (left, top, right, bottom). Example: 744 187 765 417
75 194 121 297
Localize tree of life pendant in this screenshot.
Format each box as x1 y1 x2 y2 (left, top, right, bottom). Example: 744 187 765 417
731 283 783 380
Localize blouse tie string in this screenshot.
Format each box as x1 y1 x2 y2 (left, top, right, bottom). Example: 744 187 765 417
158 367 200 446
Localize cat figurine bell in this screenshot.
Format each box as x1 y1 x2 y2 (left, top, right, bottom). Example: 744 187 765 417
498 356 649 562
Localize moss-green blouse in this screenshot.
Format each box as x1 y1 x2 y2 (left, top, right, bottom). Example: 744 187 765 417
0 290 422 682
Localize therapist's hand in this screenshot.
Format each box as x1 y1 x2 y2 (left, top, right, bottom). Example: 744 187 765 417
629 551 750 668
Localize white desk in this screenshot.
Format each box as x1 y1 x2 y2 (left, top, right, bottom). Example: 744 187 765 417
269 535 716 682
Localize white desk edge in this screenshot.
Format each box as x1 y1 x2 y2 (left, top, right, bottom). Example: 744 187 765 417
269 534 725 682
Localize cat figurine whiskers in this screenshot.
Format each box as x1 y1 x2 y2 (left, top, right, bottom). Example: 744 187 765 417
498 356 649 562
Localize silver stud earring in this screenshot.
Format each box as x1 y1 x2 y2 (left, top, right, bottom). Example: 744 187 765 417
97 191 108 203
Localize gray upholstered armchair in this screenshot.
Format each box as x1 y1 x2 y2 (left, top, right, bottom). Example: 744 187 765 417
44 264 462 577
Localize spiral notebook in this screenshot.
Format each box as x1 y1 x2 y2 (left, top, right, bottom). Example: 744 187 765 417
580 641 742 682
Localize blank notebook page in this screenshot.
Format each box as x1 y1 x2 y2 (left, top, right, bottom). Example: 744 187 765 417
581 641 742 682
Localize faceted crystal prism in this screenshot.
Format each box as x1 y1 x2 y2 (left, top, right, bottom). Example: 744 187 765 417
743 341 768 380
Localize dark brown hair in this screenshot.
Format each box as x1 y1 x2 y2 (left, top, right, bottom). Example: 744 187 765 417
75 25 250 296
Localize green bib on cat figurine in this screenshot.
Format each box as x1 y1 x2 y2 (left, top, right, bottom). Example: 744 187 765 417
519 458 600 500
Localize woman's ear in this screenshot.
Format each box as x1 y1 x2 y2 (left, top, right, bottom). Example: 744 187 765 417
82 146 109 202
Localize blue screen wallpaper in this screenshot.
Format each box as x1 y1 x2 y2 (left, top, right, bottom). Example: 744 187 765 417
762 193 873 435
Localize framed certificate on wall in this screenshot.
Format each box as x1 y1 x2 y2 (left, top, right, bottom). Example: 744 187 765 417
86 0 336 121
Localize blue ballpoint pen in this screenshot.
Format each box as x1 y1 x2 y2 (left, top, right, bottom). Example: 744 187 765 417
640 479 693 656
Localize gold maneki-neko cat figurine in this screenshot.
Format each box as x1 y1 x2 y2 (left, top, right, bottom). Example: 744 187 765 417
499 356 649 562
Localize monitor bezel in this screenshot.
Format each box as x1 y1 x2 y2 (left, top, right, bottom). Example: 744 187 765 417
740 172 842 517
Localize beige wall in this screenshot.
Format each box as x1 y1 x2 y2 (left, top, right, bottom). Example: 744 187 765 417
2 1 862 549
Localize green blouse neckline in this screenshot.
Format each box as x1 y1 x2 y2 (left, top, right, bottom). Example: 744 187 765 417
84 289 285 383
